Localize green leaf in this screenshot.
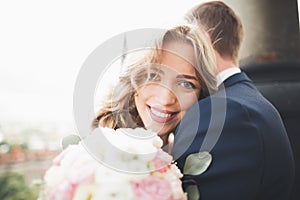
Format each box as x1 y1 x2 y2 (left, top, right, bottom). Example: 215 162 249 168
183 151 212 175
186 185 200 200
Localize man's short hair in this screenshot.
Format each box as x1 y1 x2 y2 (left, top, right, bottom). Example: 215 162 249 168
186 1 243 63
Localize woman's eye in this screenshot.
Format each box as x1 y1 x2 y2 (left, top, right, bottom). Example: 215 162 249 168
179 81 196 89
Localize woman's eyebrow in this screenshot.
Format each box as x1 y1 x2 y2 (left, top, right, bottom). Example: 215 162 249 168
177 74 198 80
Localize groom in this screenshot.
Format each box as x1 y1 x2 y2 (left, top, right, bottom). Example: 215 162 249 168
172 1 295 200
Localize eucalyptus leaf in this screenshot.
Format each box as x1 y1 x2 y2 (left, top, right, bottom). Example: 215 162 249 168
186 185 200 200
183 151 212 175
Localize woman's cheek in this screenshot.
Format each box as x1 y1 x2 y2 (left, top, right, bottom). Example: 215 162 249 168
139 84 155 96
177 92 199 110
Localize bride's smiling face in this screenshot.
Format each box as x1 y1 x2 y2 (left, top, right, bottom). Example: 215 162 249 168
134 41 201 138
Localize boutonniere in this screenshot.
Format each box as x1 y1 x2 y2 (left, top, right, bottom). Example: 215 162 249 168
183 151 212 200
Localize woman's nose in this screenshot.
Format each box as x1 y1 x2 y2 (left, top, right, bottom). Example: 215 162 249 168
155 84 177 105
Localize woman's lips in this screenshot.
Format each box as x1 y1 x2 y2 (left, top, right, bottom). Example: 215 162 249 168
147 106 178 123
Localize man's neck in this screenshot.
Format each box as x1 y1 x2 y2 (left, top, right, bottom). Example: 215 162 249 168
215 51 237 73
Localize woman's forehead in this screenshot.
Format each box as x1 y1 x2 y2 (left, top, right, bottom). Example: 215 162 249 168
161 41 195 67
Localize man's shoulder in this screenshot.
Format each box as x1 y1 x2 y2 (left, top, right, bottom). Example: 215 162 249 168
197 85 279 126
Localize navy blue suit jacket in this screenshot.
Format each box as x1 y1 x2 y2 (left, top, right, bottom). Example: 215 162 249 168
172 72 295 200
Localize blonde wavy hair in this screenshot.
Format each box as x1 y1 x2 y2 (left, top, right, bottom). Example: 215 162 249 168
92 25 217 129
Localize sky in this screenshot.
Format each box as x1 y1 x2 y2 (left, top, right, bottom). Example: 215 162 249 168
0 0 299 128
0 0 207 126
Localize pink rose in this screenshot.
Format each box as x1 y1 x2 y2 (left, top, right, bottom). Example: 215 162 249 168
46 145 98 200
153 149 172 173
153 157 171 173
132 176 172 200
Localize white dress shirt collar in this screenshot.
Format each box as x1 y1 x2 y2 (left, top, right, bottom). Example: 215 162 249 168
216 67 241 86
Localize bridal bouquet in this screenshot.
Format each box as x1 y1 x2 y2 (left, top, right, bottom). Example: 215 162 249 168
43 127 187 200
